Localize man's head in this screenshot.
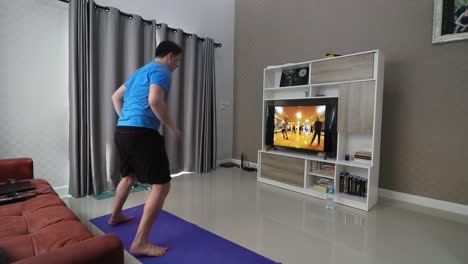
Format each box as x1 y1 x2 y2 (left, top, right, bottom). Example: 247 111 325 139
155 41 182 72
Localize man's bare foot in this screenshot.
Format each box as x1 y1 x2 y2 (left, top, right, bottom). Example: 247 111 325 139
129 242 168 257
108 213 134 225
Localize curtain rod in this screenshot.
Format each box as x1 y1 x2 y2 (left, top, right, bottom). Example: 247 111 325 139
58 0 222 48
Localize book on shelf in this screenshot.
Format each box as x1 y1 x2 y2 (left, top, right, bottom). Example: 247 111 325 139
354 154 371 159
355 151 372 156
311 177 334 192
339 172 367 198
354 151 372 161
310 161 335 175
310 171 334 177
312 185 326 192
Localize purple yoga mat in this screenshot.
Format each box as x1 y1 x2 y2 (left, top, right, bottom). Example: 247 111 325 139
90 204 279 264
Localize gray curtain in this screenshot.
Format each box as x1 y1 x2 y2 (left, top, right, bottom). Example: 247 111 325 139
69 0 91 197
69 1 217 197
157 25 217 173
69 0 156 197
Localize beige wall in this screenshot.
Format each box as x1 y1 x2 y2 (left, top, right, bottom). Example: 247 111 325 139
1 0 69 188
234 0 468 205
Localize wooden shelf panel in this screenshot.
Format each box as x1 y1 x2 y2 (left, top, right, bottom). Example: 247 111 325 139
308 172 334 179
260 152 304 187
264 78 375 90
310 53 374 84
264 84 310 90
263 50 378 70
264 96 338 101
259 150 372 169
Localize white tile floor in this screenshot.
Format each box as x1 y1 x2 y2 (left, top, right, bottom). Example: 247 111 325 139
63 168 468 264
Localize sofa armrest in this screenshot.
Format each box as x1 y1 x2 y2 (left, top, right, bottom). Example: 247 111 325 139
0 158 33 183
14 234 124 264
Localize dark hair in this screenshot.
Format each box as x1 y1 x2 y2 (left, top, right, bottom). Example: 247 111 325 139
155 41 182 58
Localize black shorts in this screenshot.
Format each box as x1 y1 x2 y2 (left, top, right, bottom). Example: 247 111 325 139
115 126 171 185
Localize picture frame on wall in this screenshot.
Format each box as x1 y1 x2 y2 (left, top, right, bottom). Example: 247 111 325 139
279 67 309 87
433 0 468 43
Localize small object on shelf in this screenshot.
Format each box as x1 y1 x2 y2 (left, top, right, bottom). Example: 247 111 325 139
345 154 350 161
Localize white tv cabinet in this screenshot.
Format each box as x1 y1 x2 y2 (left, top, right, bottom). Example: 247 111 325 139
257 50 384 211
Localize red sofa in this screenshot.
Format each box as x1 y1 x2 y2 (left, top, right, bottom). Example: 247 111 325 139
0 158 123 264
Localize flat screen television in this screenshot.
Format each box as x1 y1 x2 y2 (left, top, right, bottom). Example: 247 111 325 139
265 98 338 156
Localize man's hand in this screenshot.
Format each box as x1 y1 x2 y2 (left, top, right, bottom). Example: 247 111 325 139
149 84 182 141
112 84 127 116
172 128 183 141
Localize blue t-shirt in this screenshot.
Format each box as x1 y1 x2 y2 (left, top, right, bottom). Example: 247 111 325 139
117 61 171 129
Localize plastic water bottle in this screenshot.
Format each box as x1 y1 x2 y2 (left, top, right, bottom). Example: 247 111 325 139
326 182 335 209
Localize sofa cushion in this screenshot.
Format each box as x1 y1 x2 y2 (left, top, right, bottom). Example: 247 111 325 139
0 180 94 262
25 205 78 233
0 235 35 263
0 216 28 238
31 220 93 256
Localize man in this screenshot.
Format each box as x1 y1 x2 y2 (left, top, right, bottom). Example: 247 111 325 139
109 40 182 257
310 117 323 146
281 121 288 139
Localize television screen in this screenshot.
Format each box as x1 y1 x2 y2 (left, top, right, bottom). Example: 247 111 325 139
273 105 327 151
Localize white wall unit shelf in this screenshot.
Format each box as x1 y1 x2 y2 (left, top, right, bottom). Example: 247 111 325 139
258 50 384 211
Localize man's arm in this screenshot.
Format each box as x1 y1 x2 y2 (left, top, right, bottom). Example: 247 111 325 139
112 84 127 116
148 84 181 138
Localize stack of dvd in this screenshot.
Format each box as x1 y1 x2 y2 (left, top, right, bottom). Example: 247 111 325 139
339 172 367 197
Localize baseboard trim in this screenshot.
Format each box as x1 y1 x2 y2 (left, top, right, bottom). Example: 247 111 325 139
379 188 468 216
216 159 236 166
216 159 257 169
225 159 468 215
53 185 71 198
231 159 257 169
